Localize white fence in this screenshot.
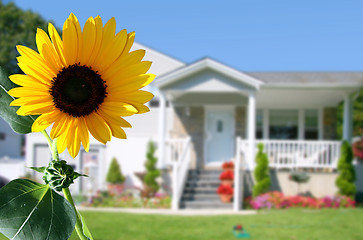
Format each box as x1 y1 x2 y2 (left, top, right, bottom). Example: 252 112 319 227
239 139 341 170
165 137 192 210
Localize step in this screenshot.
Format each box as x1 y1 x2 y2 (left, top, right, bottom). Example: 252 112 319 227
180 200 233 209
185 180 221 188
181 194 220 201
183 186 218 194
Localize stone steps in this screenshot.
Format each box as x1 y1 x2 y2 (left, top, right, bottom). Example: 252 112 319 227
180 169 233 210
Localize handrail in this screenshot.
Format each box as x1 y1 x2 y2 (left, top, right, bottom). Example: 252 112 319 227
233 136 243 211
238 139 341 170
170 137 192 210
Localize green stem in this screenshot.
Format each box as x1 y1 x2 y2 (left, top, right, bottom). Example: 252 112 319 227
41 130 53 149
63 188 87 240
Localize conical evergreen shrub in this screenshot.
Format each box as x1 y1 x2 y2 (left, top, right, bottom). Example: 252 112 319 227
144 141 160 196
336 141 356 197
106 158 125 184
253 143 271 197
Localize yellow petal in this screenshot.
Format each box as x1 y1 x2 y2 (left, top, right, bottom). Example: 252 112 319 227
103 61 152 82
85 113 111 144
80 17 96 65
36 28 63 73
78 117 90 152
9 74 50 88
107 74 155 93
10 95 53 106
87 16 103 66
48 23 67 67
92 17 117 71
68 13 83 62
104 49 146 80
31 111 60 132
107 90 154 104
16 102 54 116
50 113 70 139
17 62 53 86
100 102 138 116
56 131 68 154
8 87 49 98
62 18 78 65
98 109 132 128
121 32 135 57
95 29 127 73
66 118 81 158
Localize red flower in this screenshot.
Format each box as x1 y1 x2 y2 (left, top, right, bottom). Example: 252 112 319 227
219 170 234 180
222 161 234 169
217 184 234 195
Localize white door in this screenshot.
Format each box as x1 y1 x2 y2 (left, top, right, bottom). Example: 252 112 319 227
205 108 235 165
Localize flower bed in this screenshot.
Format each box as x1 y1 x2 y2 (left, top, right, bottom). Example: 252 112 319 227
247 191 355 210
83 189 171 209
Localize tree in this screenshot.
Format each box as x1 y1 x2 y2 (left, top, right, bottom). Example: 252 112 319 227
144 141 160 196
106 158 125 184
0 1 55 74
253 143 271 197
336 141 356 197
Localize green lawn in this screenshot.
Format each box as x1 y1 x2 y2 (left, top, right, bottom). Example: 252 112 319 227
1 208 363 240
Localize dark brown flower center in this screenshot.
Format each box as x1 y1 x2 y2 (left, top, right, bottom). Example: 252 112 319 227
50 64 107 117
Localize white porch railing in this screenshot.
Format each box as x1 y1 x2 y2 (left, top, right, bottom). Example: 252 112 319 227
239 139 341 170
166 137 192 210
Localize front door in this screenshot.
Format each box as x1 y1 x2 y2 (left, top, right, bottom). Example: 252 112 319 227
205 107 235 165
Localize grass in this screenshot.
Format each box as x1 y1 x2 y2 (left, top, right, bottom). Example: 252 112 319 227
1 208 363 240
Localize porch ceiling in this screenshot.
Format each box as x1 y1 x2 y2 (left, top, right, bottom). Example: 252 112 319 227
256 87 357 108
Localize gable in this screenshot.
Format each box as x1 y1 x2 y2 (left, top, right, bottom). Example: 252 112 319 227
156 58 263 92
163 69 256 92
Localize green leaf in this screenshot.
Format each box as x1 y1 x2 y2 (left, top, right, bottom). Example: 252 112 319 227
73 172 88 180
29 166 46 173
79 212 94 240
0 67 38 134
0 179 76 240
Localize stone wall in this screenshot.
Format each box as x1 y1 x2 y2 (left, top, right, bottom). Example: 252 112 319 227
323 107 338 140
171 107 205 169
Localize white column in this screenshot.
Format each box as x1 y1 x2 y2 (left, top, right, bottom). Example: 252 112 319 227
343 94 353 142
158 93 166 168
247 92 256 170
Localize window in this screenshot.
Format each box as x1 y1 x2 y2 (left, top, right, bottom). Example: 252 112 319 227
304 109 318 140
269 110 298 139
256 110 263 139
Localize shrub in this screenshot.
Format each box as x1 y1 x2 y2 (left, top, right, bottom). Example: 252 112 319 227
106 158 125 184
253 143 271 197
217 184 233 195
219 170 234 180
335 141 357 198
144 141 160 196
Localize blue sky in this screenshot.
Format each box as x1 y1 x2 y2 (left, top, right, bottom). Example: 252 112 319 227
6 0 363 71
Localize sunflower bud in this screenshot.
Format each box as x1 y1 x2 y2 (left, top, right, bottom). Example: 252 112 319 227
43 160 78 191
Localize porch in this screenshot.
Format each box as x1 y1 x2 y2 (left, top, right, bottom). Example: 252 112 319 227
166 137 342 211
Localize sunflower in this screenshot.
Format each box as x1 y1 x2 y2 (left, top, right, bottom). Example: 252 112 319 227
8 13 155 158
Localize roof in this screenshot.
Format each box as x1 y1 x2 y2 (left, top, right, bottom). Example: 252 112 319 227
156 58 264 90
247 72 363 87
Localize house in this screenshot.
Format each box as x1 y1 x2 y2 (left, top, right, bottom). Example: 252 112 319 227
3 42 363 210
